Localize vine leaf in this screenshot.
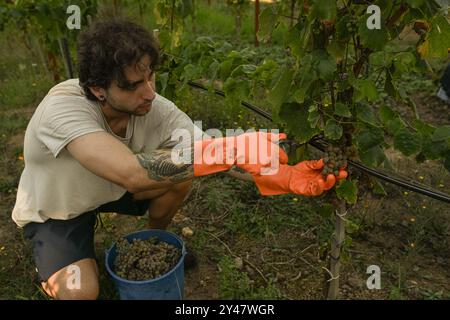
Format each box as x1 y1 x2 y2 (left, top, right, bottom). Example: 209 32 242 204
257 6 279 43
355 127 384 151
358 16 388 52
268 68 294 109
311 0 337 22
417 16 450 58
324 119 343 140
432 125 450 142
356 103 378 126
393 128 422 156
335 180 358 205
352 79 378 102
334 102 352 118
279 102 319 143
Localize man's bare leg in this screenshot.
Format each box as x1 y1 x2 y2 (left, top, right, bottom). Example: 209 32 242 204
42 258 99 300
133 180 193 229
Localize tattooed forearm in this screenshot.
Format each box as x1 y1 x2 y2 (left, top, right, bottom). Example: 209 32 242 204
136 149 194 183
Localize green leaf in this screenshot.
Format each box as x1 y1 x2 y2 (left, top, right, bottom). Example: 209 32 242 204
327 40 346 60
308 110 320 128
312 50 336 81
157 72 169 96
418 16 450 58
420 139 448 160
360 146 386 167
393 52 417 75
218 59 234 79
293 71 316 104
268 68 293 109
405 0 425 8
358 17 389 51
311 0 337 21
335 180 358 205
279 102 320 143
386 118 405 136
371 178 387 196
257 6 279 42
393 128 422 156
432 125 450 142
352 79 378 102
384 71 397 98
356 103 378 126
287 21 310 59
413 119 435 137
230 64 257 77
334 102 352 118
223 77 250 109
379 105 397 124
324 119 343 140
355 127 384 151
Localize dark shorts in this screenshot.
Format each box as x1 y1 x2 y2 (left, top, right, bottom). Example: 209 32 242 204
23 192 150 282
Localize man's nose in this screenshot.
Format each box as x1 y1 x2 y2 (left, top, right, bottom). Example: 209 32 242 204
143 79 156 101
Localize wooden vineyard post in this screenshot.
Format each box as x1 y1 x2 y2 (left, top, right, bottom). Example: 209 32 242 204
254 0 260 47
326 200 347 299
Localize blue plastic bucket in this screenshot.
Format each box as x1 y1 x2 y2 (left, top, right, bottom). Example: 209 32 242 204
105 229 186 300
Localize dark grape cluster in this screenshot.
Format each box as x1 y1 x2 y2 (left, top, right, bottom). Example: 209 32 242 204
322 145 348 177
114 237 181 281
345 18 358 33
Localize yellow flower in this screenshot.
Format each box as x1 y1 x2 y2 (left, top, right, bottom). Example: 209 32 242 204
403 191 409 195
293 197 298 202
410 217 416 222
422 206 426 209
410 243 415 248
18 155 24 161
418 176 424 180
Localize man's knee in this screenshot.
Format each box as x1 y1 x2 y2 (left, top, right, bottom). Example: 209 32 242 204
133 179 192 201
170 179 193 194
43 258 99 300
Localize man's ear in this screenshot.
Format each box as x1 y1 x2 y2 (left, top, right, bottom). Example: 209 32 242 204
88 86 106 100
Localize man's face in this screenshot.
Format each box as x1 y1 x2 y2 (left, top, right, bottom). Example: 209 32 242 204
104 55 156 116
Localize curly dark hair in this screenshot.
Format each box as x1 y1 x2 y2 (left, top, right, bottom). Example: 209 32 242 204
77 19 160 101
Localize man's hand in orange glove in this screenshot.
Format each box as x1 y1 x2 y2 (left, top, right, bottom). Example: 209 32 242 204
193 132 288 177
252 159 348 196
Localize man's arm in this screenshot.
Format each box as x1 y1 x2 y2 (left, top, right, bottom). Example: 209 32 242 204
225 166 254 182
66 132 194 193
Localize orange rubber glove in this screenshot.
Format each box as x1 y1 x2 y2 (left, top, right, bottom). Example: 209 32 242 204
252 159 348 196
193 132 288 177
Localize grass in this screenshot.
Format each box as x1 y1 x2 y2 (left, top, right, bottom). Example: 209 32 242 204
218 255 281 299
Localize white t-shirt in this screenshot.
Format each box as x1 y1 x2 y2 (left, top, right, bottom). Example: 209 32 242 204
12 79 198 227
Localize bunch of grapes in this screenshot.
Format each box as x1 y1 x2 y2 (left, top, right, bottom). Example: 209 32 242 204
312 20 325 34
345 17 358 33
114 237 181 281
322 145 348 177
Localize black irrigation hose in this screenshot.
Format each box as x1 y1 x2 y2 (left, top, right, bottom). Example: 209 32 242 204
187 80 450 203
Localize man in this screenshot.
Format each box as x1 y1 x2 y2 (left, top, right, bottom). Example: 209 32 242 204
12 20 346 300
437 63 450 104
